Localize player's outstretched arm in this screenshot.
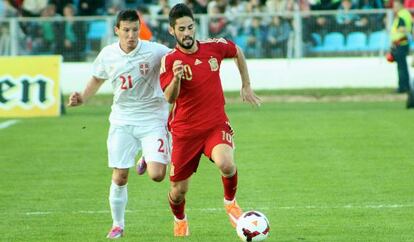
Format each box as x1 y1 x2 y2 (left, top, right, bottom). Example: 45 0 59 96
67 76 105 107
164 60 183 104
233 45 261 107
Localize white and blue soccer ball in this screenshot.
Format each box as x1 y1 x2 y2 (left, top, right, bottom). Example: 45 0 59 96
236 211 270 241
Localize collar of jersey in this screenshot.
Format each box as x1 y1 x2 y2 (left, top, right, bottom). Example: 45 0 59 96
118 39 142 56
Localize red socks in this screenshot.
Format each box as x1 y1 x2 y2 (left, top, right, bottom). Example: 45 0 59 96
168 170 238 219
169 194 185 220
222 170 238 201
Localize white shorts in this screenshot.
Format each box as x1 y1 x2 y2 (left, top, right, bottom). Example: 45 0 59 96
107 124 170 169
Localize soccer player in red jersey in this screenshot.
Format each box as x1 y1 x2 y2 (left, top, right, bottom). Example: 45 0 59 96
159 3 261 237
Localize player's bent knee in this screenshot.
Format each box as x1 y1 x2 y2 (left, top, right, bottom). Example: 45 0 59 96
147 162 166 182
172 186 187 195
170 189 186 203
149 172 165 182
112 169 129 185
112 174 128 186
170 183 188 201
112 177 128 186
219 162 236 176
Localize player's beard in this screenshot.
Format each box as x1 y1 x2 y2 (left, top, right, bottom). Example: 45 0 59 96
176 35 194 50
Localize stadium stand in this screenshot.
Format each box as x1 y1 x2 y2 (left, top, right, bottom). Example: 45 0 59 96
345 32 368 51
367 30 389 51
312 32 346 52
87 21 107 40
0 0 406 60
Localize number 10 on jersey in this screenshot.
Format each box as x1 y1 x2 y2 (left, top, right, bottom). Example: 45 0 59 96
221 130 233 143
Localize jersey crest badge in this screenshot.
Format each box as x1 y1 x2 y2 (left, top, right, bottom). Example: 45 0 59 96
139 62 150 76
208 57 218 71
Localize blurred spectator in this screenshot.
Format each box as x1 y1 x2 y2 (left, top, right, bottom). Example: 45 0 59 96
266 0 297 33
28 3 61 54
244 17 266 57
284 0 298 22
20 0 57 55
299 0 312 11
405 0 414 66
58 3 86 61
154 3 175 47
309 0 340 36
49 0 74 16
311 14 334 36
246 0 267 12
207 0 227 13
0 22 11 55
244 0 267 31
403 0 414 12
312 0 342 10
299 0 320 45
124 0 156 8
264 16 291 57
383 0 392 7
359 0 384 9
208 3 232 39
358 0 385 31
266 0 282 12
106 0 126 15
185 0 208 13
0 0 18 17
0 1 14 55
227 0 246 12
156 0 169 12
390 0 411 93
124 0 143 9
336 0 367 35
225 0 246 37
21 0 48 17
7 0 24 13
78 0 104 16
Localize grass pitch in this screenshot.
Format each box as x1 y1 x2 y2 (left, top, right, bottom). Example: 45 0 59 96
1 90 414 241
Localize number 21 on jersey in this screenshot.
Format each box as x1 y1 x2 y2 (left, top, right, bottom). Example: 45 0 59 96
119 75 133 90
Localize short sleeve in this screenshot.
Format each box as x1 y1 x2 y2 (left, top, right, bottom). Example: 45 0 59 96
155 43 172 60
215 38 237 59
160 55 174 91
92 50 108 80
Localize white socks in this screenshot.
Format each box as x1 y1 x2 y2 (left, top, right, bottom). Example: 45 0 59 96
109 181 128 229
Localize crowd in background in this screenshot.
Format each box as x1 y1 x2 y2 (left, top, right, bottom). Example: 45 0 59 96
0 0 402 60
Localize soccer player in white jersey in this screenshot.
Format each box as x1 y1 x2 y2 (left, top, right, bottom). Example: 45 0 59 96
67 9 171 239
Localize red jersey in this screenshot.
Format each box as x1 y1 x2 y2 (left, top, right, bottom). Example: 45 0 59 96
160 38 237 136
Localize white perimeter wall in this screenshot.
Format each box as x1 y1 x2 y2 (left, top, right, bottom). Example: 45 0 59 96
60 57 406 94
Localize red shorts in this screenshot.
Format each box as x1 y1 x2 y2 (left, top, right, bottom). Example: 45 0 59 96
169 122 234 182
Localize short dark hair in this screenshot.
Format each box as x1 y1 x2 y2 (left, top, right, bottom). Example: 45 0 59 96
168 3 194 27
116 9 140 28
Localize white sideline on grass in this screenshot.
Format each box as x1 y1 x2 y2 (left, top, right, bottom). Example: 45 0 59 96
0 120 20 130
22 203 414 216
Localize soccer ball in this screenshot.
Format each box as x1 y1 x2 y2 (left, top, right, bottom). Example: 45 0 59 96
236 211 270 241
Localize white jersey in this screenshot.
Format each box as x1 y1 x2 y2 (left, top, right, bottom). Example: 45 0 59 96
92 40 170 126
